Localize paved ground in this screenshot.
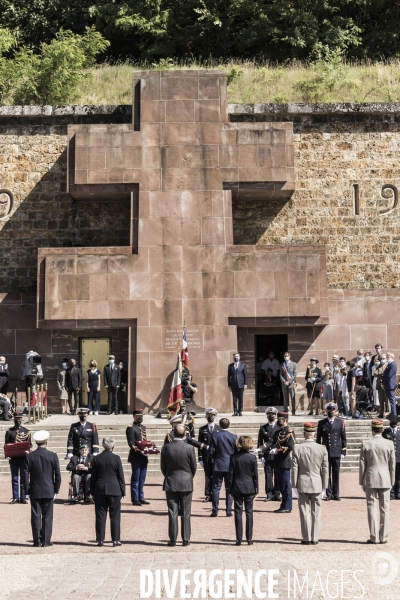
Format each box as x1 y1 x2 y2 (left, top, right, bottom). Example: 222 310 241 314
0 471 399 599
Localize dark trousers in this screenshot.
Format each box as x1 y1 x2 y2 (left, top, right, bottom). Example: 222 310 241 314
276 467 292 511
10 457 26 500
30 498 54 545
131 462 147 502
231 385 244 414
377 387 389 416
67 389 79 413
118 388 126 413
393 463 400 497
264 460 280 499
0 397 10 420
94 494 121 542
212 470 233 515
203 461 214 499
107 387 118 413
233 494 255 542
72 473 91 497
327 456 341 498
0 382 8 394
88 387 100 412
384 386 397 416
165 491 192 543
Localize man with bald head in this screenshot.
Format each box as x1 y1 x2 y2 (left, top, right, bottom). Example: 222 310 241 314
161 424 197 547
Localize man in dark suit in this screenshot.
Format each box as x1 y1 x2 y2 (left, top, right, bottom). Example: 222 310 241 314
383 415 400 499
66 443 93 503
160 424 197 547
126 409 150 506
65 358 81 415
90 436 125 547
209 418 237 517
316 402 347 501
104 355 121 415
23 430 61 547
66 407 99 458
227 352 248 416
118 360 128 414
198 408 220 502
258 407 280 502
382 352 397 417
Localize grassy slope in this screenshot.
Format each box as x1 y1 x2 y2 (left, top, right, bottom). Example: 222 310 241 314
74 60 400 105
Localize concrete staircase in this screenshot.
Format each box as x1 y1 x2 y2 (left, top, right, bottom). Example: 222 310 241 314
0 418 373 476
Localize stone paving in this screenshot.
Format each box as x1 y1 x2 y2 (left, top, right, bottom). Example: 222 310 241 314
0 472 399 599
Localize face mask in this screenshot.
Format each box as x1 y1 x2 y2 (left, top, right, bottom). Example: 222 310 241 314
340 361 345 367
119 365 123 369
90 362 95 367
267 415 276 422
311 363 316 368
381 359 387 364
71 363 76 367
390 422 397 428
79 415 86 421
207 416 214 423
357 353 363 357
377 349 382 355
269 354 274 359
62 363 67 368
284 356 290 362
14 419 22 426
234 357 239 363
327 410 335 417
387 359 393 364
109 359 115 365
136 416 143 424
277 420 285 427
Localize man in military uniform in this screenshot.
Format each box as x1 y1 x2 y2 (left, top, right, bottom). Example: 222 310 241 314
198 408 220 502
126 408 150 506
66 443 93 503
164 413 205 451
258 407 281 502
66 407 99 458
270 411 295 513
383 415 400 499
316 402 347 501
5 410 31 504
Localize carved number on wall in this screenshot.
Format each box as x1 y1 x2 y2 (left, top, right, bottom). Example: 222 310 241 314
0 190 14 221
380 184 399 216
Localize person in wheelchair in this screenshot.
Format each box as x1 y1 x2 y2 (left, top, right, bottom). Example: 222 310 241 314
0 392 12 421
67 443 93 503
260 369 280 406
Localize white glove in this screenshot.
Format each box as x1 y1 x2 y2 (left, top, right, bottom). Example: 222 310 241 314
67 453 72 459
199 461 204 468
322 488 326 499
92 453 98 456
269 448 278 455
340 454 345 462
205 445 209 451
293 488 299 498
54 494 57 500
26 495 30 500
261 457 265 465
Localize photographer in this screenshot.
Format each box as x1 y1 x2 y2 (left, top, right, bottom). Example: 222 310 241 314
21 351 43 404
0 393 11 421
0 356 10 395
181 372 197 405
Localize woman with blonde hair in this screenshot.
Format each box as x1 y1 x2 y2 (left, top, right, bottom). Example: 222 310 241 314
227 435 258 546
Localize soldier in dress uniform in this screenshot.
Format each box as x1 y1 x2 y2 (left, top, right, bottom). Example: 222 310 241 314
383 414 400 499
198 408 220 502
164 413 205 451
258 407 281 502
126 408 150 506
316 402 347 501
270 411 295 513
5 410 31 504
66 407 99 459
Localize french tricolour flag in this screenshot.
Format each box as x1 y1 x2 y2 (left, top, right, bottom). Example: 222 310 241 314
168 353 183 411
181 328 189 369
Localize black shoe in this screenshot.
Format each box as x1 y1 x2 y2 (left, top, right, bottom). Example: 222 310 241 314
235 541 242 546
380 540 387 544
33 542 41 547
226 513 233 517
325 496 332 501
292 412 296 416
71 496 79 504
140 500 150 505
41 543 53 547
308 412 313 416
366 539 376 544
247 540 253 545
232 413 238 417
9 499 19 504
203 497 211 503
98 541 104 547
113 541 122 547
238 412 243 417
107 412 111 415
274 509 291 513
132 501 142 506
167 541 176 547
311 541 318 545
301 541 310 545
210 512 218 517
20 499 28 504
333 496 341 501
264 497 273 502
273 496 282 502
182 541 190 546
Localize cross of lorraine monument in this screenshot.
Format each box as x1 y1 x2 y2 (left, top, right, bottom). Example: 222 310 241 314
38 70 328 412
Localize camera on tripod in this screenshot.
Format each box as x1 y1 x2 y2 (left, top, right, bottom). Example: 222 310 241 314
22 351 43 378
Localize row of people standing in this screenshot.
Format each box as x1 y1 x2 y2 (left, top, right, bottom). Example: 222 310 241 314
57 355 127 415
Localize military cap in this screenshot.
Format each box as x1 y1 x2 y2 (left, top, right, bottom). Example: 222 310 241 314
310 357 319 364
325 402 338 410
77 407 89 415
79 442 89 449
132 409 144 415
13 410 23 418
371 419 384 431
169 414 182 425
205 408 218 415
277 411 289 419
304 422 317 432
265 407 278 415
33 430 49 442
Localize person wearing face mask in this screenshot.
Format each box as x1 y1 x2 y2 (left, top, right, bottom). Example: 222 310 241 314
5 410 31 504
57 358 70 415
0 356 10 395
374 353 389 418
316 402 347 501
65 359 82 416
117 360 127 414
280 352 297 415
87 359 101 416
126 409 150 506
352 349 366 367
258 407 281 502
198 408 220 502
306 359 323 416
371 357 383 411
227 352 248 417
104 355 121 415
337 368 350 418
66 407 99 458
270 412 295 513
261 352 280 378
363 352 373 388
382 352 398 418
383 416 400 500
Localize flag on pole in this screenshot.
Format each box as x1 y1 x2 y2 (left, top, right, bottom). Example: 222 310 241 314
42 388 48 407
167 352 183 416
181 327 189 369
30 389 38 408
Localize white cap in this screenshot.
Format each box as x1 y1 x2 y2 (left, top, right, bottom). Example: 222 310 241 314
205 408 218 415
169 414 182 425
33 430 50 443
265 407 278 415
332 355 339 360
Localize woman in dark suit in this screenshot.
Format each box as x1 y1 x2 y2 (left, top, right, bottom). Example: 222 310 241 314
228 436 258 546
90 436 125 547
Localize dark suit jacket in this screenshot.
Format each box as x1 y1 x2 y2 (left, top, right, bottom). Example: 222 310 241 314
66 453 93 475
126 423 148 465
209 429 237 472
65 366 81 390
258 422 279 457
382 361 397 389
316 417 347 458
104 364 121 388
23 446 61 500
305 367 323 390
228 450 258 495
227 362 248 389
383 427 400 462
160 440 197 492
198 423 220 463
90 450 125 496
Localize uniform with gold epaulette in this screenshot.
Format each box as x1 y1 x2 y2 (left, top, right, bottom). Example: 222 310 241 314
271 412 296 513
67 410 99 457
126 409 149 506
5 410 32 504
